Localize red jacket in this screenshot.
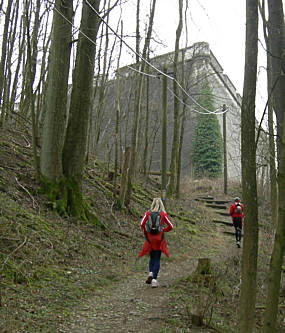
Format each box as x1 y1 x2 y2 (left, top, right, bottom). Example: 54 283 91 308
229 203 244 224
138 210 173 258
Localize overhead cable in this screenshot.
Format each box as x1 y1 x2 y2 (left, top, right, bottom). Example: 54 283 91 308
85 0 228 115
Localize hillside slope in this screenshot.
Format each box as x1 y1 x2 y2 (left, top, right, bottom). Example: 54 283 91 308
0 128 284 333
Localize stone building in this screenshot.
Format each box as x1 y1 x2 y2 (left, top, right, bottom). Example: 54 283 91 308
93 42 267 182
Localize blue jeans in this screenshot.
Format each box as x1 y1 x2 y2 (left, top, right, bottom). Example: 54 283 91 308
149 250 161 279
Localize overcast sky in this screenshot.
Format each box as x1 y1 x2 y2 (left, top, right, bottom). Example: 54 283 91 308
111 0 272 118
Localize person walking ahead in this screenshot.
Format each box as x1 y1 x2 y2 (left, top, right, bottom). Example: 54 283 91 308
138 198 173 288
229 197 244 248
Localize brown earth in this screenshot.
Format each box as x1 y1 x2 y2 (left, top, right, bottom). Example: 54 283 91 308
58 197 242 333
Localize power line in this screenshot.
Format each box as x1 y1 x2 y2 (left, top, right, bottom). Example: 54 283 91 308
125 63 229 115
85 0 227 115
52 0 230 116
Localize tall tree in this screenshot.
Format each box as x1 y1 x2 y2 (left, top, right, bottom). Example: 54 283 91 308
263 92 285 333
125 0 157 205
161 66 168 194
175 49 187 198
259 0 278 226
267 0 285 157
262 2 285 330
191 82 223 179
40 0 73 182
168 0 183 196
62 0 101 219
239 0 259 331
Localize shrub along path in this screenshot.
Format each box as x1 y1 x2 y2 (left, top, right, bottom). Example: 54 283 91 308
59 196 240 333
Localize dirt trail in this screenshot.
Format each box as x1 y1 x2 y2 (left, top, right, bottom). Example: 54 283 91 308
59 197 237 333
59 256 198 333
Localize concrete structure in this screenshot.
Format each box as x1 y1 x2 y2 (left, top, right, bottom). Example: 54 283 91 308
94 42 263 181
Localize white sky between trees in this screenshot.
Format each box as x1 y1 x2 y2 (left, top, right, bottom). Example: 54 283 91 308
0 0 281 122
109 0 276 122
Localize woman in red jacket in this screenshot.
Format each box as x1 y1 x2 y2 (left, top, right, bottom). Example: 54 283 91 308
229 197 244 248
138 198 173 288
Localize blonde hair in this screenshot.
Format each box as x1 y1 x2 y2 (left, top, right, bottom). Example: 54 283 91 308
150 198 166 213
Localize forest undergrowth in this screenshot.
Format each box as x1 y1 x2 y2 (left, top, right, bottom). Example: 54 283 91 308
0 128 284 333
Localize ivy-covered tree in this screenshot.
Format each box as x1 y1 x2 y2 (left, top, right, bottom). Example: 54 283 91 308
191 81 223 179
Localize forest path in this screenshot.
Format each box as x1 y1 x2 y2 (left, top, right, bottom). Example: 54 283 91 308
59 196 238 333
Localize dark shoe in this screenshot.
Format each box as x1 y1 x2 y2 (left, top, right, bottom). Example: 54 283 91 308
236 241 241 248
146 274 153 284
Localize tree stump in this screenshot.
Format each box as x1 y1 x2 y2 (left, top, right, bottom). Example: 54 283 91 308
192 258 213 287
195 258 211 275
191 314 204 326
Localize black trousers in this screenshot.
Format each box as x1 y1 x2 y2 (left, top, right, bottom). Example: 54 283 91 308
233 217 242 242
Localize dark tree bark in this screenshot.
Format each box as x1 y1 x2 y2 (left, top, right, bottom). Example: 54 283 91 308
62 0 101 219
161 66 168 192
125 0 157 205
267 0 285 158
0 0 13 122
259 0 278 227
169 0 183 196
239 0 259 332
40 0 73 181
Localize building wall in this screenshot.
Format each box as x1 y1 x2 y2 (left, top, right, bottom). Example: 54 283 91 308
94 42 245 181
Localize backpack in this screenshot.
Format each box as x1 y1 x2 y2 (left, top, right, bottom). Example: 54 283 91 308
145 211 162 234
235 203 242 214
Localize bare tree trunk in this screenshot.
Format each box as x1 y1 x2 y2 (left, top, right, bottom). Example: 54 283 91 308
175 49 186 198
114 21 123 200
267 0 285 158
24 0 39 179
239 0 259 332
125 0 157 205
161 66 168 192
169 0 183 196
62 0 101 219
262 0 285 330
0 0 13 115
6 3 23 126
263 103 285 333
2 0 19 126
142 63 150 177
40 0 73 181
259 0 278 227
222 114 228 190
119 146 131 207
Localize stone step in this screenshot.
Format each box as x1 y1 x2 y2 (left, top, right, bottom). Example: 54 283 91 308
195 196 214 201
213 200 230 204
212 219 232 227
205 203 227 209
216 211 230 216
